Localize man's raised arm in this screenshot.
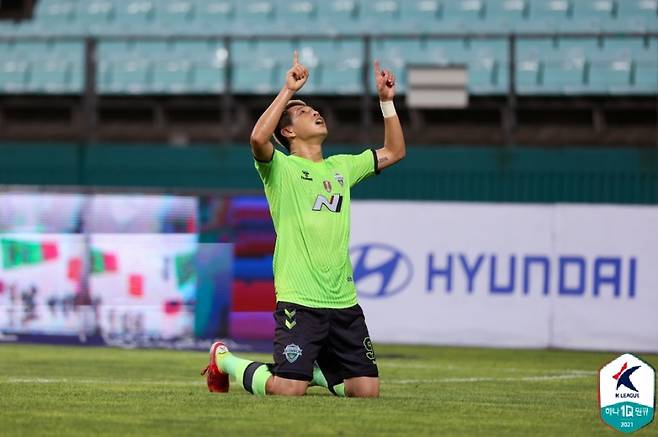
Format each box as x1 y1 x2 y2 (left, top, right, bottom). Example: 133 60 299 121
250 51 309 161
373 60 406 171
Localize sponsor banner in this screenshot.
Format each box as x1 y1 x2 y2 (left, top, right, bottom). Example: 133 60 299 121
0 233 84 335
351 202 658 352
91 234 197 340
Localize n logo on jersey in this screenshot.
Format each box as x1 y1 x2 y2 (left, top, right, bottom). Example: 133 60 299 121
313 194 343 213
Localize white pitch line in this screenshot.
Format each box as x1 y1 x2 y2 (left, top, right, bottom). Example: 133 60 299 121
3 378 202 386
3 372 596 387
382 362 596 374
392 373 594 385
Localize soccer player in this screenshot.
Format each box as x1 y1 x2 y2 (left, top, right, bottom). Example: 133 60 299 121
202 51 405 397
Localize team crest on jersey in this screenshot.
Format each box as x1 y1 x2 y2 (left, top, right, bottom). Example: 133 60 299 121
323 180 332 193
334 172 344 187
301 170 313 181
283 343 303 363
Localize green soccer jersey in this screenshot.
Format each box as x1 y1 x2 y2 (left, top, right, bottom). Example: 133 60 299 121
254 148 378 308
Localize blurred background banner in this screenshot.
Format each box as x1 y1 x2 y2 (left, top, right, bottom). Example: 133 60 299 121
351 201 658 352
0 0 656 354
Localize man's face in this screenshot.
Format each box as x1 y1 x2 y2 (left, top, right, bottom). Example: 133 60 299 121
286 105 328 142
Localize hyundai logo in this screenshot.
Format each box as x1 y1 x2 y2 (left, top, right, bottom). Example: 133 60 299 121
350 243 413 298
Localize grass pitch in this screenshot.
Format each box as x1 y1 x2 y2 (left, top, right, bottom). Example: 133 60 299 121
1 343 657 436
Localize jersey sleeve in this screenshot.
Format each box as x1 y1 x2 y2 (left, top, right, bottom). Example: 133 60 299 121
254 149 287 189
342 149 379 187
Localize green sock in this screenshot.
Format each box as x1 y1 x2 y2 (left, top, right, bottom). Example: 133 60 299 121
333 383 346 397
311 366 346 397
217 351 272 396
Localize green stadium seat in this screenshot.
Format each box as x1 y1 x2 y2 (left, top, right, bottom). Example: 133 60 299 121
191 0 235 33
554 37 601 60
231 59 279 93
155 1 193 24
275 0 319 33
76 1 116 34
616 0 658 33
33 0 78 33
362 0 402 33
442 0 486 31
527 0 573 32
25 59 75 93
113 0 156 33
105 59 153 94
317 60 363 94
173 40 227 93
233 0 276 35
133 41 172 60
316 0 361 34
426 39 469 64
601 37 653 61
151 60 192 93
632 58 658 95
371 39 427 91
297 40 339 64
592 59 635 94
398 0 441 33
542 58 587 94
571 0 617 32
468 39 508 94
482 0 529 32
0 58 28 92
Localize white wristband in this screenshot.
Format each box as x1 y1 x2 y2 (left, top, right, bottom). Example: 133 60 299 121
380 100 396 118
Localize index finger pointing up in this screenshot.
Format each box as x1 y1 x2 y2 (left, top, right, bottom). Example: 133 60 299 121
293 50 299 65
374 59 381 76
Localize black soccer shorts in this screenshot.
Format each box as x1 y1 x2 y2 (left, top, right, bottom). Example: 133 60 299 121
271 301 379 382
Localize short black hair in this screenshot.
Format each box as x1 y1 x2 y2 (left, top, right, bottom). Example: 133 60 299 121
272 99 306 151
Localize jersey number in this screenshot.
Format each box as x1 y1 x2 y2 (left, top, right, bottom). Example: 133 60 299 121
312 195 343 213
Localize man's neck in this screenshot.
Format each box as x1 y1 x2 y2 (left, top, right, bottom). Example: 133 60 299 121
291 142 324 162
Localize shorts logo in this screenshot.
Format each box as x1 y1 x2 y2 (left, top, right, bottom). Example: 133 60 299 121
284 308 297 330
363 337 376 363
283 343 303 363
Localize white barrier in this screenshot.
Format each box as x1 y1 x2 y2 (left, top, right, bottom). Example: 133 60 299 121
351 202 658 352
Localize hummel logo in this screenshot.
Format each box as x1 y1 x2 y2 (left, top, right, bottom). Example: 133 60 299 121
301 170 313 181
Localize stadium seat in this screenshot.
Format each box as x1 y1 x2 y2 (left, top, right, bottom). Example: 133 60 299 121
442 0 486 32
468 39 509 93
571 0 617 32
0 56 29 92
233 0 276 35
153 0 195 34
76 1 116 34
482 0 529 32
527 0 573 32
426 38 469 64
634 60 658 94
25 59 75 93
398 0 442 33
515 38 556 93
113 1 156 33
316 0 361 34
33 0 78 33
275 0 320 34
615 0 658 32
191 0 235 33
361 0 404 33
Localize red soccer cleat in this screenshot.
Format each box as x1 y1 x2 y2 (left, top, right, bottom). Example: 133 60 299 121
201 341 230 393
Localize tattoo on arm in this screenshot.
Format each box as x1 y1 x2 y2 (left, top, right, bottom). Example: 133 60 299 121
378 156 390 164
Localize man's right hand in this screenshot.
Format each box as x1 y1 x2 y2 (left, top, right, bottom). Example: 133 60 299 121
285 50 309 92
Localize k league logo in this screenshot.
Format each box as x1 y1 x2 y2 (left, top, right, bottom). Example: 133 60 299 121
350 243 412 298
599 353 655 433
